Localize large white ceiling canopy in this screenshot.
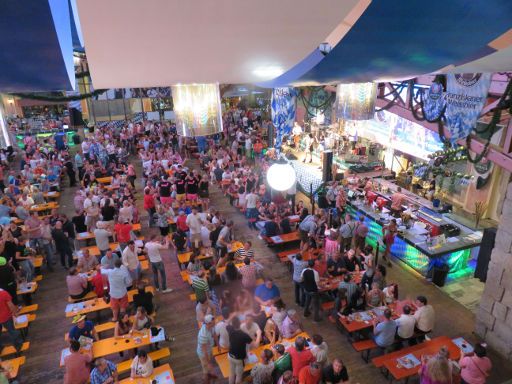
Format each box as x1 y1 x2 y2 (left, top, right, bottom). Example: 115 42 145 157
76 0 367 88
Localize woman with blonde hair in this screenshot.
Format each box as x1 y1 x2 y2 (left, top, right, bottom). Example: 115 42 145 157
419 346 453 384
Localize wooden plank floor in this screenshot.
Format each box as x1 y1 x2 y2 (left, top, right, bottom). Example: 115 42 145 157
18 158 512 384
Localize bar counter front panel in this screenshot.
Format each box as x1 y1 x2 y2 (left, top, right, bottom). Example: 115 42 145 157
346 203 476 280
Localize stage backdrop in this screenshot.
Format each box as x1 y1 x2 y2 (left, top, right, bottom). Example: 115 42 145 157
445 73 491 143
271 87 297 149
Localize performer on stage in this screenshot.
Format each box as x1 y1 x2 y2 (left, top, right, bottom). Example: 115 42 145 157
292 122 303 148
302 133 315 163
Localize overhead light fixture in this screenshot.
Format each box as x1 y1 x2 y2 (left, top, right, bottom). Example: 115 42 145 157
171 83 223 137
335 82 377 121
266 158 296 191
253 66 284 79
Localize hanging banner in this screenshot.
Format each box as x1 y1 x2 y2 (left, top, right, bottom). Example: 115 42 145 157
271 87 296 149
445 73 491 143
422 82 446 121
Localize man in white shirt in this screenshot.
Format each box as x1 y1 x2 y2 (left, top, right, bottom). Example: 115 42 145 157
94 222 112 257
245 190 259 230
240 314 262 343
144 234 172 293
186 207 204 250
122 240 141 285
414 295 435 341
396 305 416 340
214 307 231 350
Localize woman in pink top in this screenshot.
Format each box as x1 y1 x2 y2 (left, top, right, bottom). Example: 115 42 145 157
460 343 492 384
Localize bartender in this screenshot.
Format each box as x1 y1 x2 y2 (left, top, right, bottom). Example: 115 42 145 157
390 186 406 216
363 178 374 193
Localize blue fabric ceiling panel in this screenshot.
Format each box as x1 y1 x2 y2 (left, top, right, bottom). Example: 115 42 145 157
269 0 512 86
0 0 75 92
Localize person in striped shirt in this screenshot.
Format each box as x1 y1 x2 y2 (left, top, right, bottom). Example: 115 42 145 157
235 241 254 260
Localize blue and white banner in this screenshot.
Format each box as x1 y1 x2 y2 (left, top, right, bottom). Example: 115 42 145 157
445 73 491 143
271 87 297 149
423 82 446 121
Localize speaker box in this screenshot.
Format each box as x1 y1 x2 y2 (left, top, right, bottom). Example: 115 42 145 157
69 108 84 127
322 150 333 182
474 227 497 282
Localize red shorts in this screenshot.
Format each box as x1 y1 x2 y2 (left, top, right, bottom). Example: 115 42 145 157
186 193 198 201
110 295 128 311
160 196 173 205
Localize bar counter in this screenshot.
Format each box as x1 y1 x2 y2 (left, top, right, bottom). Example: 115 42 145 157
346 179 482 279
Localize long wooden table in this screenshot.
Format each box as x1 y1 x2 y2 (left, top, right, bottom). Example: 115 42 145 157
377 336 461 381
29 202 59 212
119 363 175 384
215 332 310 378
318 271 364 293
339 301 414 334
60 327 166 365
65 286 155 318
78 237 145 258
264 231 300 246
77 224 143 242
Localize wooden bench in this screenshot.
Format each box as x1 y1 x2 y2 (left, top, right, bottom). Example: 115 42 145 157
352 339 378 363
0 342 30 358
117 347 171 375
276 249 300 259
19 304 38 315
177 251 213 270
67 291 97 303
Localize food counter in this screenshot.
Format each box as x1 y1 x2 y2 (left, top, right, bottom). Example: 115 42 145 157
346 179 482 280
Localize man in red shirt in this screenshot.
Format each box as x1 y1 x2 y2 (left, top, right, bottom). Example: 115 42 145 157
143 188 156 227
114 219 132 250
298 362 322 384
0 288 23 352
287 336 315 377
176 210 189 233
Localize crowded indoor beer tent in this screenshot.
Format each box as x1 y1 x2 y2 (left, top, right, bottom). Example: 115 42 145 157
0 0 512 383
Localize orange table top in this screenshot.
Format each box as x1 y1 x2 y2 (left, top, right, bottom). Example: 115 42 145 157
29 202 59 212
97 176 113 184
381 336 461 380
92 328 153 358
215 332 309 378
0 356 25 378
119 363 175 384
318 271 363 292
339 301 413 333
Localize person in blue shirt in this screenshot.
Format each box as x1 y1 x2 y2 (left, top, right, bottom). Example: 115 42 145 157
254 278 281 306
90 358 118 384
373 308 397 348
68 314 98 341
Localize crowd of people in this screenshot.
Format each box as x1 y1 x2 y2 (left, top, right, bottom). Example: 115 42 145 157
0 109 493 384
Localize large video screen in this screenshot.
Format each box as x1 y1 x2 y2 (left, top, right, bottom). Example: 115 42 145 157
374 110 443 159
